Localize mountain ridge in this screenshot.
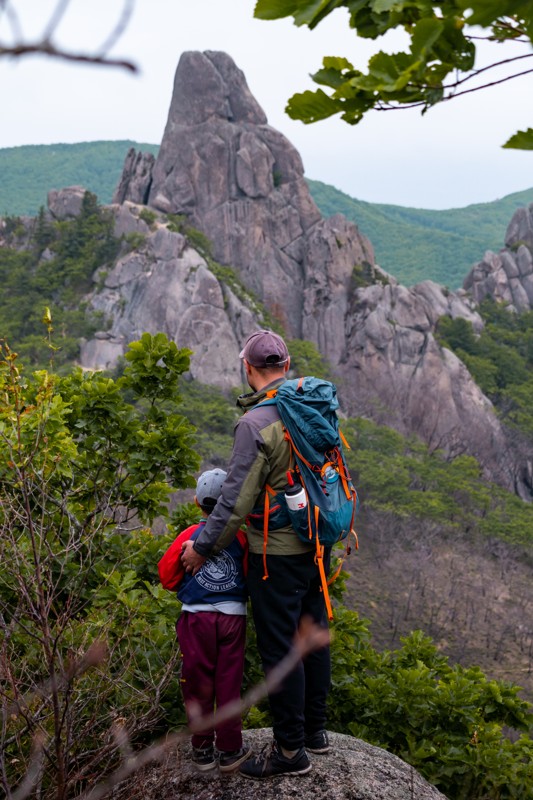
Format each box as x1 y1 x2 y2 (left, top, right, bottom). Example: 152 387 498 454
2 140 532 288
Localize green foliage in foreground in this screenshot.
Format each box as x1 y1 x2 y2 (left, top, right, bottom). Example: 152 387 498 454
329 611 533 800
0 333 199 798
437 299 533 438
255 0 533 153
1 336 532 799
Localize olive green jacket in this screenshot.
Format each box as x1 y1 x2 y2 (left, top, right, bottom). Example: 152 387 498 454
193 377 313 558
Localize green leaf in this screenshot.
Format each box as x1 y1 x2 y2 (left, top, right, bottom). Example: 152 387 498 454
254 0 299 21
502 128 533 150
457 0 529 29
286 88 341 122
254 0 344 28
411 17 444 58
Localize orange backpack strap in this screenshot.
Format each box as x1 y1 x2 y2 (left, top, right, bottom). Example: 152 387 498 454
262 484 277 581
315 537 334 622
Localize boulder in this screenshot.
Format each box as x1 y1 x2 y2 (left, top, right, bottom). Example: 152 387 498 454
83 209 257 390
464 205 533 313
47 186 86 220
132 729 447 800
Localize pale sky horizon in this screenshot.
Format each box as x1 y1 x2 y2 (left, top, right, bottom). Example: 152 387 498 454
1 0 533 210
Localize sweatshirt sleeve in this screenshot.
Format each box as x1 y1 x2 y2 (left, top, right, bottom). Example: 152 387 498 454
158 525 198 590
192 416 269 556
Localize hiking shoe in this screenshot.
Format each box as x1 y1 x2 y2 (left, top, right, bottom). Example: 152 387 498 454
191 744 216 771
305 729 330 754
239 740 311 779
219 745 252 773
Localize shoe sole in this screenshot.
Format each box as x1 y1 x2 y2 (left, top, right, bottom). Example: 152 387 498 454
219 749 253 773
192 761 217 772
305 746 330 754
240 763 312 780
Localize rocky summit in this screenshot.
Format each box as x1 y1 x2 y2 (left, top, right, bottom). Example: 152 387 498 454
464 202 533 312
79 50 532 498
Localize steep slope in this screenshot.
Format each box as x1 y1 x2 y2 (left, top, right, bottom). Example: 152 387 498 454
0 141 159 217
105 49 529 498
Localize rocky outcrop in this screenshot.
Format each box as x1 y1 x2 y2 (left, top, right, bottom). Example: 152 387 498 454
84 50 531 497
129 729 447 800
464 203 533 312
113 149 155 206
339 279 516 482
48 185 86 220
80 202 258 390
117 50 374 350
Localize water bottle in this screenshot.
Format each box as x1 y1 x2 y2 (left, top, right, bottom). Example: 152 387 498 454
324 465 338 496
284 471 307 511
324 465 338 484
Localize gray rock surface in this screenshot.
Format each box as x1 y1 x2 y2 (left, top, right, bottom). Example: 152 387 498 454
113 148 155 205
81 203 257 389
88 50 531 496
47 186 86 219
340 279 516 486
464 203 533 312
133 729 447 800
125 50 374 346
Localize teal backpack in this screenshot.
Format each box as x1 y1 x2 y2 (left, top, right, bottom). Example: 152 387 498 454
255 376 359 619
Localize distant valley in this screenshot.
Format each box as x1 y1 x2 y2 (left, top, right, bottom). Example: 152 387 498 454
2 140 532 288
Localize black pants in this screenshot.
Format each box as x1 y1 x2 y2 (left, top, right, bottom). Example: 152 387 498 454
247 549 331 750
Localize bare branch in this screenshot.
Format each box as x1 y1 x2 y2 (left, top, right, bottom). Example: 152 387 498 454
96 0 136 57
11 733 45 800
0 0 138 72
42 0 71 41
0 41 137 71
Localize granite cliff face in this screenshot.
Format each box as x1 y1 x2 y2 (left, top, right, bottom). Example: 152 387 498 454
80 50 531 497
464 202 533 312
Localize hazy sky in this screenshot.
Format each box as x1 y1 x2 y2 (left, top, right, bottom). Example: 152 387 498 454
1 0 533 209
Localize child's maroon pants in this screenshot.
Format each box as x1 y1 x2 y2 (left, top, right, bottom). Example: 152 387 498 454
176 610 246 751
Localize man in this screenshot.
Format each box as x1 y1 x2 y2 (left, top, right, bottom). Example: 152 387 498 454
181 329 331 779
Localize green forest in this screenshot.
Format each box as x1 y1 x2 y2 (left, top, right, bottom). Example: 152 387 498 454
1 194 533 798
2 141 533 288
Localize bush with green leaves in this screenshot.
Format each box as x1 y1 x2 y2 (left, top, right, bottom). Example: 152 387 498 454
0 332 198 799
328 610 533 799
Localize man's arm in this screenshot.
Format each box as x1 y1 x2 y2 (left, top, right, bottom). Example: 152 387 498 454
191 417 269 557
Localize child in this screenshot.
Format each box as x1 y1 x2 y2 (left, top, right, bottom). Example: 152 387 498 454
158 468 250 773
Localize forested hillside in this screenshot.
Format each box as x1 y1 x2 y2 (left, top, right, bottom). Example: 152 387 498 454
308 179 533 289
2 141 533 288
0 141 159 218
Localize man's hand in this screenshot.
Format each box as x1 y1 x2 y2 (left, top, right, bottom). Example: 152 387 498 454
181 540 207 575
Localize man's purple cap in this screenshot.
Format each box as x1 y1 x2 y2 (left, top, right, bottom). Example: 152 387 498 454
239 329 289 368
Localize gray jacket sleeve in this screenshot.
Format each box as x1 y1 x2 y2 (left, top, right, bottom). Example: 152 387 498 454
192 415 270 556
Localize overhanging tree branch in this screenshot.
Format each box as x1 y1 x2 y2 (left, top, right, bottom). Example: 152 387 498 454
0 0 137 72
